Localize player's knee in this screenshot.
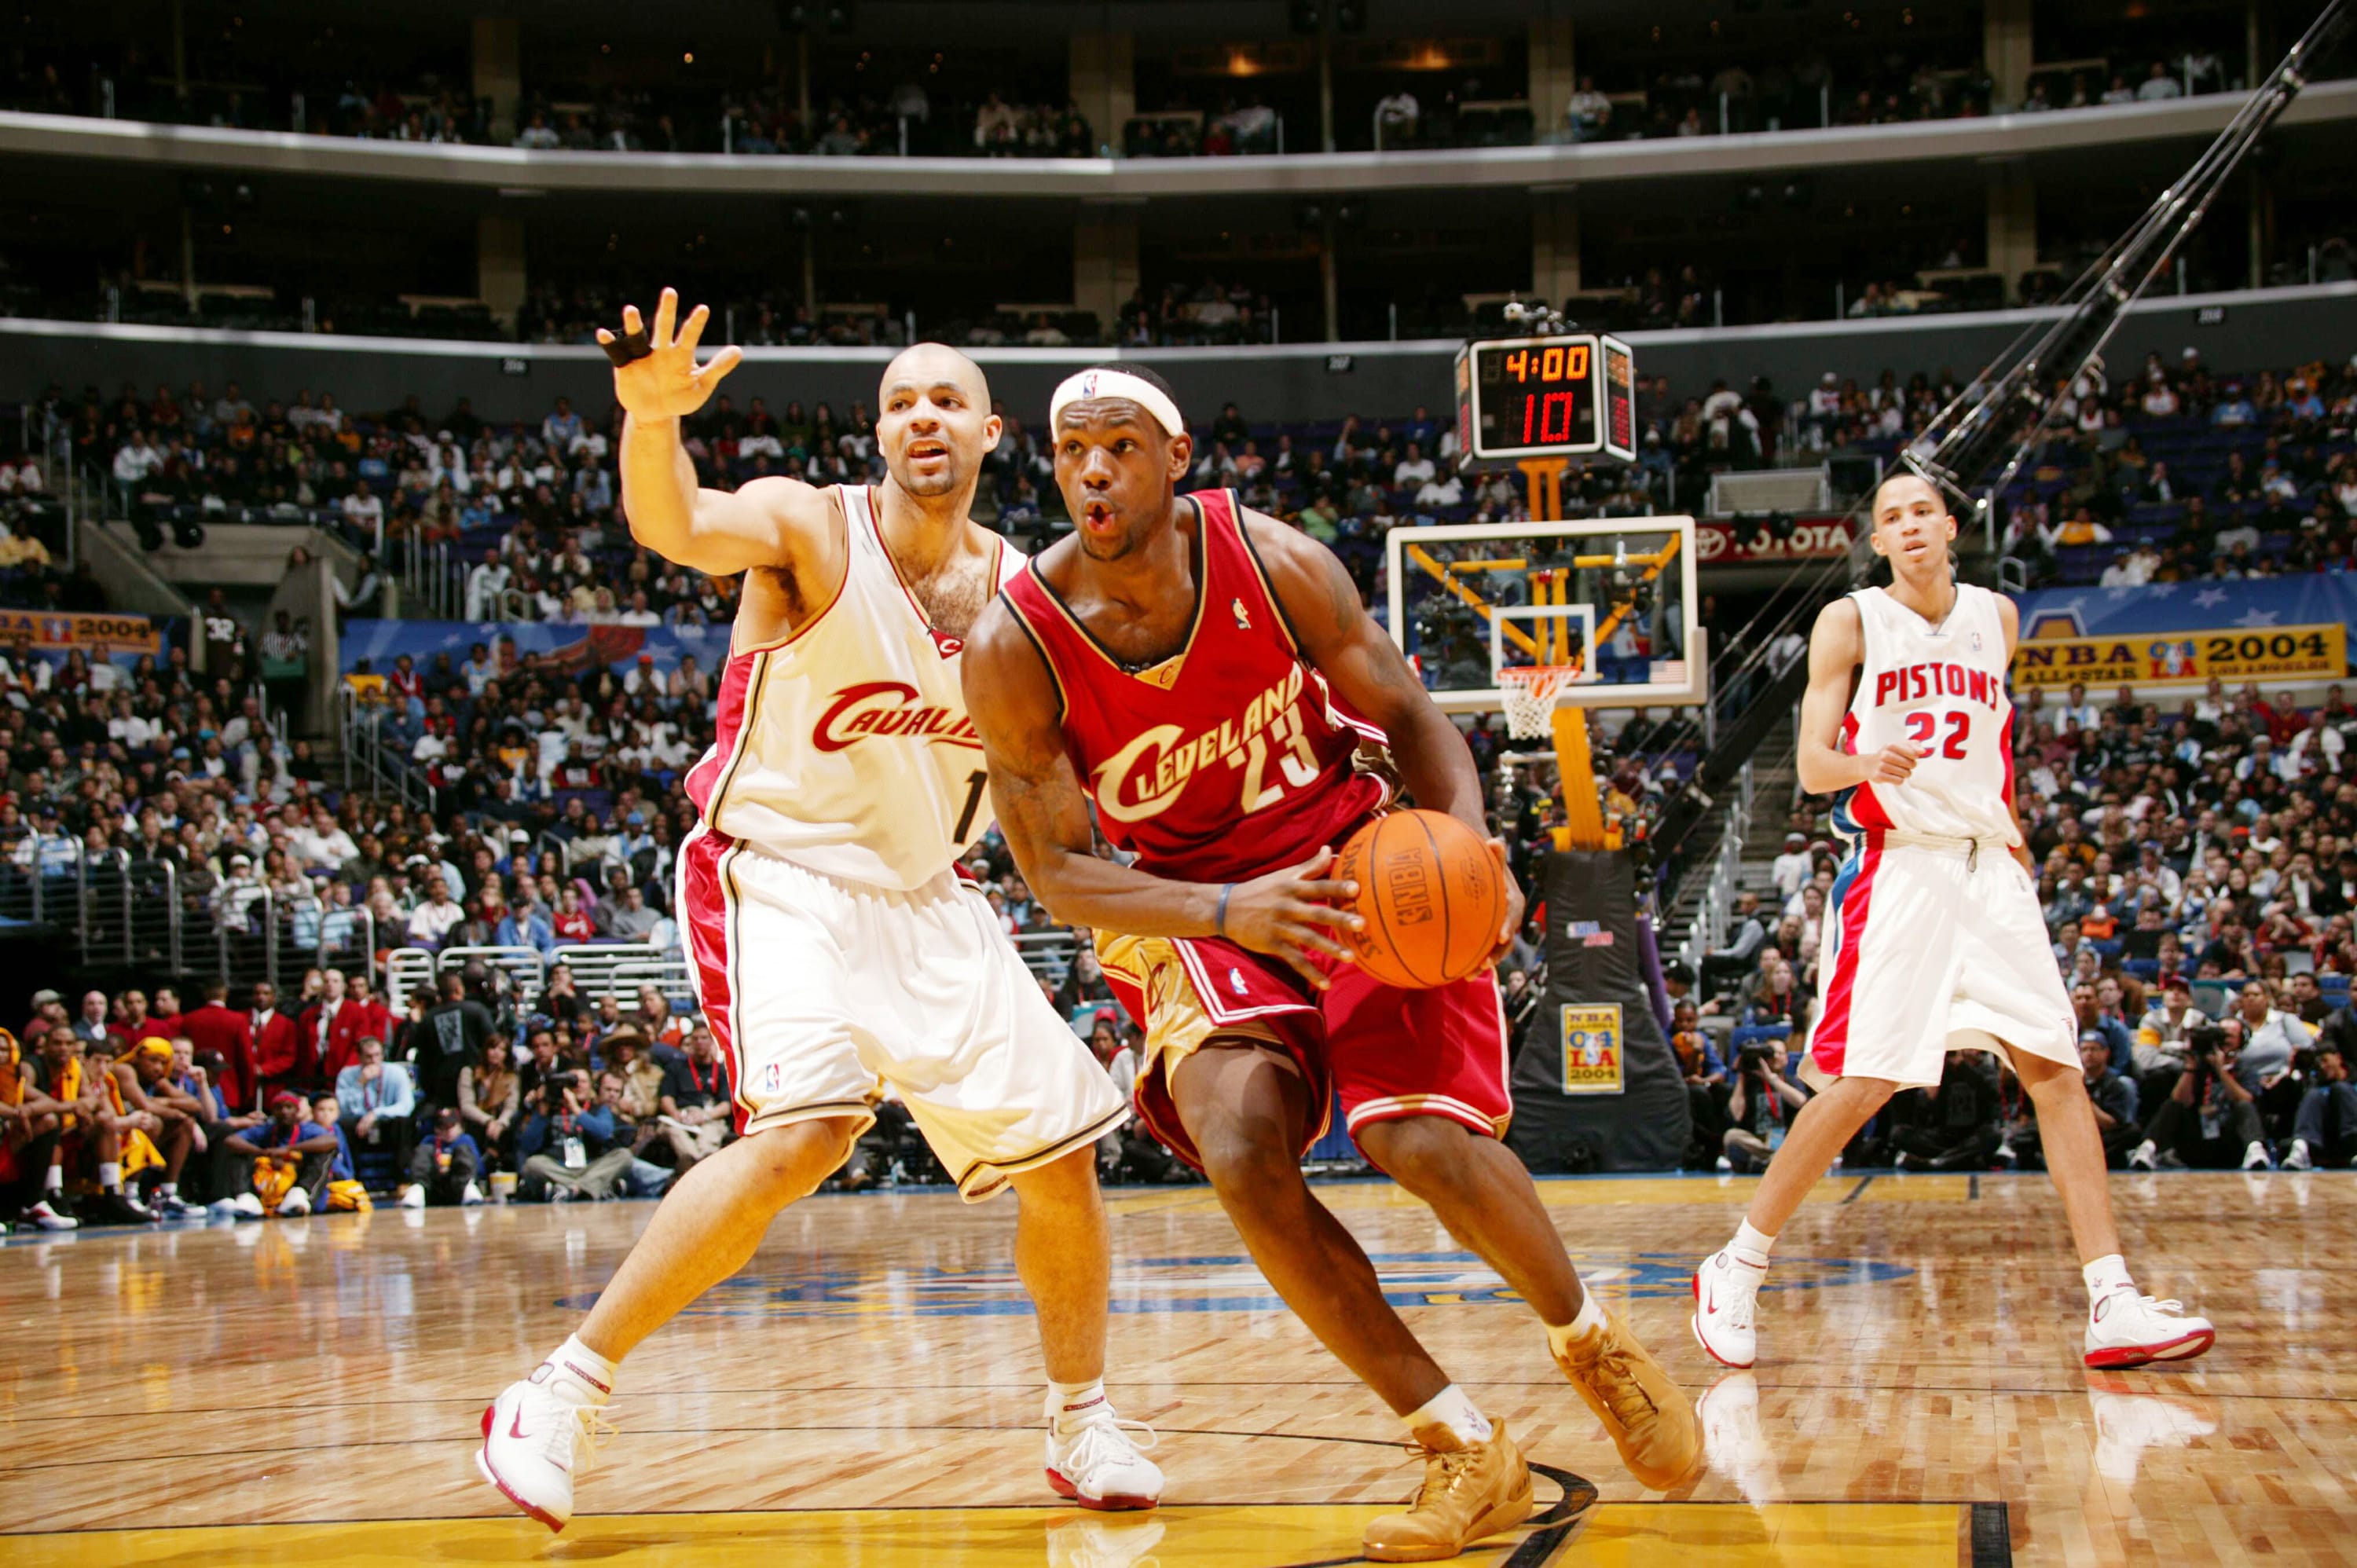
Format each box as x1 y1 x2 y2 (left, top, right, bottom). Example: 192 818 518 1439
1355 1116 1470 1196
1193 1124 1300 1196
1841 1079 1899 1118
743 1119 860 1198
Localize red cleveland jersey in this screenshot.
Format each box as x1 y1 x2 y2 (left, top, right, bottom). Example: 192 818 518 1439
999 489 1386 883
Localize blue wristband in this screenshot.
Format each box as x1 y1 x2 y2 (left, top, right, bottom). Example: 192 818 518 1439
1215 883 1234 939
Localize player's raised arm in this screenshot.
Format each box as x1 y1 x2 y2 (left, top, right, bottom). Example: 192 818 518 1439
960 599 1362 988
1239 509 1525 958
1794 597 1917 796
603 287 832 579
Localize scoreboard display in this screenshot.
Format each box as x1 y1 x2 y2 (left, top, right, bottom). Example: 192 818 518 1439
1454 332 1637 465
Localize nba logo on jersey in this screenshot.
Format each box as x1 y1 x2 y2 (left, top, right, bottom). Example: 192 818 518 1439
1232 597 1252 630
1229 967 1248 996
761 1061 783 1096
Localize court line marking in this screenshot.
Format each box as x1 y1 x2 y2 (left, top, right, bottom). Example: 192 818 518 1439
0 1461 1610 1539
1971 1500 2013 1567
1842 1175 1876 1203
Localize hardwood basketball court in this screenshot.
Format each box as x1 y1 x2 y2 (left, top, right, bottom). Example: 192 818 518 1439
2 1169 2347 1566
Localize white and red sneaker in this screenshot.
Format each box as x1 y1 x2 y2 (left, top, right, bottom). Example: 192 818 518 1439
2084 1288 2215 1369
477 1372 615 1531
1045 1402 1162 1511
1691 1248 1766 1369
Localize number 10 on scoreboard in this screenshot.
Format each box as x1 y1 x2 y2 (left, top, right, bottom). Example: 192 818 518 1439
1453 332 1637 466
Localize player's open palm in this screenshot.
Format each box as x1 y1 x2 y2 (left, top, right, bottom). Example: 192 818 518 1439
1866 742 1923 786
598 287 742 420
1222 846 1361 990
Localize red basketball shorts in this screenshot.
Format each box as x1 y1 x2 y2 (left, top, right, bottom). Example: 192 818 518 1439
1096 931 1512 1171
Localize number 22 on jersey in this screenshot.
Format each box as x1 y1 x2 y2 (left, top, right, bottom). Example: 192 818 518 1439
1903 709 1971 759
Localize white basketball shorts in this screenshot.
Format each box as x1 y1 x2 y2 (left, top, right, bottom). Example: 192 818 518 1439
677 825 1127 1200
1805 830 2077 1088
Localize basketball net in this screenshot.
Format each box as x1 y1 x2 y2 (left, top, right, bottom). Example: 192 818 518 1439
1499 665 1580 742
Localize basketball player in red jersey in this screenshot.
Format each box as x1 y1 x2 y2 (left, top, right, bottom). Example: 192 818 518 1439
964 365 1699 1562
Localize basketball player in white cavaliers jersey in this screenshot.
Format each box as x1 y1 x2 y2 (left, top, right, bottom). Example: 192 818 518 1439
1691 471 2212 1373
477 291 1157 1528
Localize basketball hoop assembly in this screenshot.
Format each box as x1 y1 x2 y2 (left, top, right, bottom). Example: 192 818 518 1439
1499 665 1582 742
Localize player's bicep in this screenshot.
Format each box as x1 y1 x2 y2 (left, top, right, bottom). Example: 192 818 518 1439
1255 517 1429 731
1798 600 1861 753
962 614 1098 863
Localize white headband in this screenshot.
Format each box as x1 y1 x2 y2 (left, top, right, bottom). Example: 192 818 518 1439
1049 369 1186 438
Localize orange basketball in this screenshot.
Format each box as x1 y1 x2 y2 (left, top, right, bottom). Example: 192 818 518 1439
1331 809 1508 990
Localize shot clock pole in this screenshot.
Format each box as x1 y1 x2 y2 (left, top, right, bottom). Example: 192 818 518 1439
1513 457 1607 853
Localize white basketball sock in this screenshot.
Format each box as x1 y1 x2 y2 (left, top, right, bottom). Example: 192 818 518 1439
544 1335 618 1404
99 1162 123 1192
1404 1383 1493 1447
2082 1253 2134 1306
1047 1378 1108 1436
1545 1291 1609 1359
43 1164 63 1193
1730 1220 1777 1270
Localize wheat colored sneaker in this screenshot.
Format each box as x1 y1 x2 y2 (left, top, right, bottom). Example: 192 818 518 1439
1556 1310 1702 1491
1362 1422 1534 1563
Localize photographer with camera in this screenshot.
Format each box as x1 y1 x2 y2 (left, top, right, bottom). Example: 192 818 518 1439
516 1070 636 1201
2127 1020 2271 1171
1721 1041 1807 1174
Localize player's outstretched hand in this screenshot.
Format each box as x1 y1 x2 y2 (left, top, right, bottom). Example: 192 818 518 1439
1865 742 1923 786
1222 846 1360 991
598 287 743 421
1484 837 1527 968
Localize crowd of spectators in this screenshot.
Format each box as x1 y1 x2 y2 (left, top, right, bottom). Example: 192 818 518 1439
1994 348 2357 588
18 333 2356 1223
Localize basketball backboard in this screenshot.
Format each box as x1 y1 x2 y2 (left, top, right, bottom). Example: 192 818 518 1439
1384 515 1705 716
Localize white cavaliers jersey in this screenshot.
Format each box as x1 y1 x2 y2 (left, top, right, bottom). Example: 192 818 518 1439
683 485 1022 890
1833 582 2018 844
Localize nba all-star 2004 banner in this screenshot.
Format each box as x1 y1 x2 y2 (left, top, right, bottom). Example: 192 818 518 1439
2010 577 2354 690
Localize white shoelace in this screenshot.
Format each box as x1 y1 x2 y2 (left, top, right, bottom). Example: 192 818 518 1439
1056 1412 1159 1480
1710 1253 1762 1329
2105 1292 2190 1321
542 1401 617 1475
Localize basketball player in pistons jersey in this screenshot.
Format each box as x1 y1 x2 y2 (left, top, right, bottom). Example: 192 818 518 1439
964 365 1699 1564
477 292 1158 1529
1691 471 2212 1373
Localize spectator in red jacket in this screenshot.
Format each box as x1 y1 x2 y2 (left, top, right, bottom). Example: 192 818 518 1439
181 983 259 1115
323 970 392 1083
105 988 159 1050
147 986 185 1042
300 969 348 1087
250 980 302 1098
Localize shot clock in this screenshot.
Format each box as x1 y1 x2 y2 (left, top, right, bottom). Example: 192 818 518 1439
1453 332 1637 465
